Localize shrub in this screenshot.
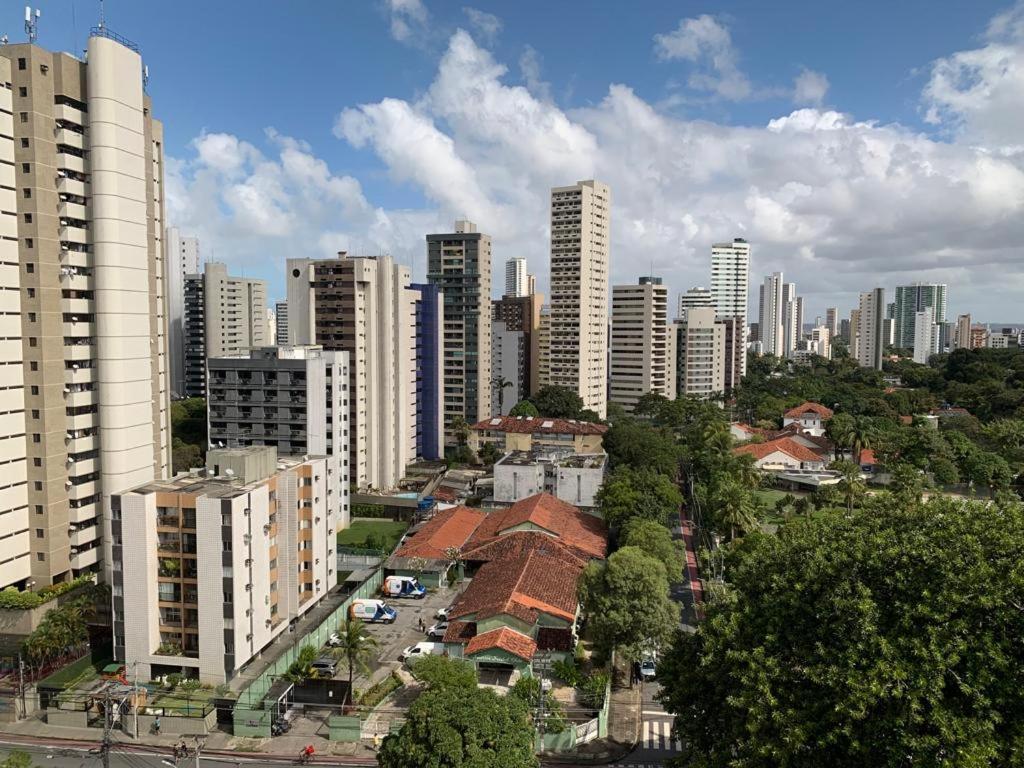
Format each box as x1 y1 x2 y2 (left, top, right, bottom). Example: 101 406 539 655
0 575 95 610
577 672 609 709
552 658 582 687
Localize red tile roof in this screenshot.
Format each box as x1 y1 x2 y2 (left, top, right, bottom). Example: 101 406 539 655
734 437 826 464
784 402 834 420
442 620 476 645
461 531 588 570
858 449 877 466
449 547 583 625
465 627 538 662
762 423 833 455
470 415 608 436
391 506 485 561
463 493 607 562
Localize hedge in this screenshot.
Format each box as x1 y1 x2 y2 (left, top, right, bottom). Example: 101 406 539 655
0 575 95 610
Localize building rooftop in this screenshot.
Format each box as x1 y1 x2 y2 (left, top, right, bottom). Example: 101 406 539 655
464 627 537 662
783 402 835 420
734 437 825 464
127 451 313 498
495 449 606 469
389 506 486 562
471 415 608 436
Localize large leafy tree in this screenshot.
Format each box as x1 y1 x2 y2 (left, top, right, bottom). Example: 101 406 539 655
659 495 1024 768
528 385 584 419
602 420 681 477
578 546 679 661
596 466 683 530
378 681 537 768
619 518 685 582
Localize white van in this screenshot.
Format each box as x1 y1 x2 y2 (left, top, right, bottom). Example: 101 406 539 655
399 642 444 664
349 598 398 624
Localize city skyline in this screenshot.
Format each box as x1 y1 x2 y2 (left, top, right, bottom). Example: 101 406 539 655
13 1 1024 321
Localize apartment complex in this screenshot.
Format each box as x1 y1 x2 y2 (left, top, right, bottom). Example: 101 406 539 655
504 257 527 298
758 272 785 357
954 314 972 350
677 286 713 320
111 446 336 684
493 293 543 401
287 254 416 491
549 180 611 418
165 228 200 398
411 284 444 462
894 283 947 349
710 239 750 377
182 262 267 397
0 59 31 590
675 307 726 398
426 221 491 442
610 277 675 411
825 307 839 337
206 345 348 531
274 301 288 346
536 308 551 388
718 314 745 392
1 34 171 586
913 307 940 364
856 288 886 370
491 321 524 416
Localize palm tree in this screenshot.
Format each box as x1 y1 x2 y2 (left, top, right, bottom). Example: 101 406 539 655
450 416 470 447
847 417 875 464
332 619 379 695
491 376 513 415
832 460 866 513
714 479 758 541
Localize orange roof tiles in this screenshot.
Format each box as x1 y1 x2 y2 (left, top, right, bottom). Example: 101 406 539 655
465 627 538 661
464 493 607 562
858 449 877 466
470 415 608 436
784 402 835 420
734 437 826 464
391 506 486 561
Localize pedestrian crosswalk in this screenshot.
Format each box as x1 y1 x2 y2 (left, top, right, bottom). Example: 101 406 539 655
641 717 682 752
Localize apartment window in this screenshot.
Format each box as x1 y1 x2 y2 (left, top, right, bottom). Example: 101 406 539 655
20 139 28 148
19 113 27 123
36 553 44 562
24 214 32 224
31 434 39 444
26 288 34 298
32 458 40 467
18 87 26 97
33 482 41 491
28 338 36 348
223 592 232 604
17 58 26 70
21 163 29 174
222 540 232 552
31 410 38 420
27 314 35 323
25 264 33 274
29 362 37 372
34 505 42 515
22 189 31 199
35 529 43 539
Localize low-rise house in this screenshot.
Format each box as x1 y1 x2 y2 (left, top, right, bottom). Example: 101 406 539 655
734 437 828 471
385 506 487 587
729 423 759 441
469 415 607 455
492 449 606 509
782 402 834 437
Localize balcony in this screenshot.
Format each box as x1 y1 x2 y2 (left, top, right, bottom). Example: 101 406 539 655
63 320 95 338
57 176 87 198
62 298 91 316
69 524 99 548
68 480 98 500
59 200 88 220
56 128 85 150
65 412 97 432
67 456 98 475
69 501 98 525
59 226 88 245
70 546 99 570
60 249 91 269
62 272 92 293
58 154 85 175
55 104 84 126
65 434 97 458
66 344 93 362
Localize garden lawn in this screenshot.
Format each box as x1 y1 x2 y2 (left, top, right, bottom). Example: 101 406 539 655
40 653 113 690
336 519 409 552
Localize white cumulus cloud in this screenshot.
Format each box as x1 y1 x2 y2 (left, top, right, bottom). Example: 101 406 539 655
793 68 829 106
653 15 752 100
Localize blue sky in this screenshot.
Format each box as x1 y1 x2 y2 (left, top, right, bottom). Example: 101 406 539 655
15 0 1024 320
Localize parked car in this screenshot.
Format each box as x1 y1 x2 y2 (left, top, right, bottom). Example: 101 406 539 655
383 575 427 599
435 606 452 620
400 642 444 663
326 632 342 647
426 621 449 639
639 656 657 681
311 657 338 677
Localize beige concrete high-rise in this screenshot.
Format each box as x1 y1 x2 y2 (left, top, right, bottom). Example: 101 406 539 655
536 307 551 388
0 60 32 590
675 307 726 399
856 289 885 370
549 180 610 417
710 239 750 377
165 228 200 398
610 277 674 412
1 33 170 586
287 254 417 491
954 314 972 350
426 221 491 442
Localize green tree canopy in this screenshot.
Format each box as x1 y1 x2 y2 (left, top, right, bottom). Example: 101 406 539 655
528 385 584 419
378 683 538 768
409 655 478 690
596 466 683 530
619 518 685 583
578 546 679 661
658 494 1024 768
602 420 681 477
508 400 539 418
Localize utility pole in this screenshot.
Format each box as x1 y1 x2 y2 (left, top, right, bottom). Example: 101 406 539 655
101 689 112 768
535 652 550 752
132 661 139 738
17 654 25 720
194 736 205 768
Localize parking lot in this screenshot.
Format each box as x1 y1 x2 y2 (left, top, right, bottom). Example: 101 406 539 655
344 581 461 686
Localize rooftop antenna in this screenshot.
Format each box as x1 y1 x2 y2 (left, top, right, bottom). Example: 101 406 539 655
25 6 40 44
98 0 105 31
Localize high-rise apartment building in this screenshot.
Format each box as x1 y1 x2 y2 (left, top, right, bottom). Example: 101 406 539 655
493 293 543 399
783 289 803 356
710 239 750 376
526 274 537 297
758 272 785 357
165 228 200 398
274 301 288 345
1 33 171 586
825 307 839 337
491 321 524 416
111 447 336 684
411 284 444 461
182 263 267 398
287 255 417 490
849 309 862 360
536 308 551 388
675 307 725 399
427 221 492 442
0 59 31 590
718 315 745 392
207 347 348 531
549 180 611 417
610 277 674 411
504 257 527 298
856 289 886 370
678 286 713 320
913 307 939 364
894 284 947 349
809 326 832 359
954 314 972 350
